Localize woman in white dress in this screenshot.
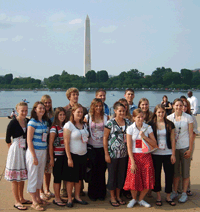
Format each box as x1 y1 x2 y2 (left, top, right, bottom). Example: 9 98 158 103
5 102 31 210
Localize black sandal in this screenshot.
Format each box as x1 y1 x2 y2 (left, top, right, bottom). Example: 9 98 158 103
156 200 162 206
166 199 176 206
109 200 119 207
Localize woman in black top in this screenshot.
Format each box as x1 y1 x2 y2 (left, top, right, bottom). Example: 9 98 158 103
5 102 31 210
161 95 172 115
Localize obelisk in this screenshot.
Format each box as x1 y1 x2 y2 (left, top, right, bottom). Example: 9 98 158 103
84 15 91 76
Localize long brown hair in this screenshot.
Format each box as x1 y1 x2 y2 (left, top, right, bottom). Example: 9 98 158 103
118 98 132 121
31 101 48 121
69 103 84 125
182 99 191 115
89 98 104 121
138 98 152 122
52 107 67 127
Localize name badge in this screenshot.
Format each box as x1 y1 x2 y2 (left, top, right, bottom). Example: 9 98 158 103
158 141 166 150
42 133 47 142
19 138 26 148
135 139 142 148
82 135 88 143
124 134 127 143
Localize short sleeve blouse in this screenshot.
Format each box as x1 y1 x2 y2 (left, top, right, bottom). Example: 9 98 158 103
127 122 153 153
63 121 89 156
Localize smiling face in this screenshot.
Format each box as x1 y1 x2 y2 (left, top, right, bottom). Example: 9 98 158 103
114 106 125 119
139 100 149 112
69 92 79 104
182 102 188 113
58 111 66 124
155 108 165 121
17 105 28 119
173 101 183 113
35 103 45 118
133 112 144 126
94 102 103 114
43 98 52 112
73 107 83 120
124 91 134 104
96 91 106 103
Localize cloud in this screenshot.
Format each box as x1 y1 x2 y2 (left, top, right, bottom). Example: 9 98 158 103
29 38 34 41
0 38 8 42
103 39 116 44
69 19 82 24
12 35 23 42
99 25 118 33
0 23 13 29
0 13 29 23
23 48 26 51
49 12 66 22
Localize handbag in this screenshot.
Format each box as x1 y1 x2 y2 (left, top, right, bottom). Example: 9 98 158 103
141 126 158 153
53 126 61 147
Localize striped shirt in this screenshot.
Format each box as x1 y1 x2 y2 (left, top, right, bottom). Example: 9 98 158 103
28 118 48 150
50 125 65 156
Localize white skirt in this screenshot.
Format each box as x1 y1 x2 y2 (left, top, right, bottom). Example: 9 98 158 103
4 137 27 182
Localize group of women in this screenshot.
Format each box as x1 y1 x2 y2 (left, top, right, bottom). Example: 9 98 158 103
5 93 197 210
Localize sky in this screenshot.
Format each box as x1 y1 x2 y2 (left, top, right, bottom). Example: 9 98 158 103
0 0 200 80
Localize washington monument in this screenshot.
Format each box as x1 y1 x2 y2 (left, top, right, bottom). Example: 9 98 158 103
84 15 91 76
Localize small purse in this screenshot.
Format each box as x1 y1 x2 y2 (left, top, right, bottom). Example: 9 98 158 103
53 126 61 147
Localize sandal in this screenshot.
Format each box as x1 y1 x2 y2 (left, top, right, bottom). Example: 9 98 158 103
155 200 162 206
61 198 68 203
21 200 32 204
38 200 50 205
117 199 126 205
109 200 119 207
187 190 193 196
166 199 176 206
31 203 44 211
53 200 66 207
40 193 49 201
14 205 27 210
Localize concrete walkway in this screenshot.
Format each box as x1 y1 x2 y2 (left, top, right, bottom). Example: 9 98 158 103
0 117 200 211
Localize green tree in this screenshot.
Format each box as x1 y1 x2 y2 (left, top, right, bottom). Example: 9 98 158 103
96 70 109 82
181 69 193 85
86 70 96 83
4 73 13 84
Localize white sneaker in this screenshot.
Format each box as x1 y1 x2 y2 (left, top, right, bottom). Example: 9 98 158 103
178 192 188 203
127 199 137 208
138 200 151 208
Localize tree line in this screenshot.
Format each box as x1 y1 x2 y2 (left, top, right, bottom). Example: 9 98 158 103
1 67 200 90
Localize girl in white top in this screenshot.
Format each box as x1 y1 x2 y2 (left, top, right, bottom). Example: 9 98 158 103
123 108 157 208
63 103 89 207
167 98 193 203
84 98 109 201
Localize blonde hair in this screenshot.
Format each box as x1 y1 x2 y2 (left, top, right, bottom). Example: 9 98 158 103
66 87 79 100
89 98 104 121
15 102 28 110
40 95 54 118
138 98 152 122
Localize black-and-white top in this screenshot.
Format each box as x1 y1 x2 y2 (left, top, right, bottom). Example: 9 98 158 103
105 118 132 158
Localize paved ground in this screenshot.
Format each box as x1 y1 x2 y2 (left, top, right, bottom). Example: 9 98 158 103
0 117 200 211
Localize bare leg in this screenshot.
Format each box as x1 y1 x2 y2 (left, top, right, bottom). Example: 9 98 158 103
156 191 161 201
183 178 190 193
18 181 28 203
67 182 74 203
110 190 116 202
74 180 82 201
44 173 51 193
54 183 62 202
173 177 180 193
130 190 137 199
12 182 24 206
138 189 149 201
